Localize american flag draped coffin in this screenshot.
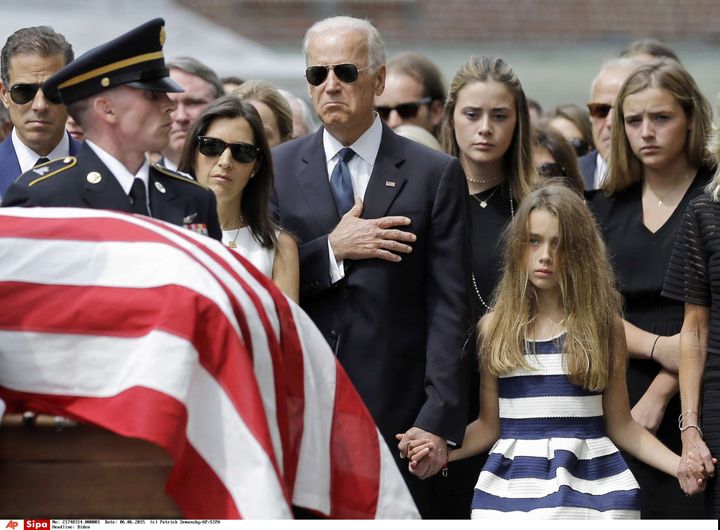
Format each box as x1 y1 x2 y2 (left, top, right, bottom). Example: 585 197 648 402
0 207 419 519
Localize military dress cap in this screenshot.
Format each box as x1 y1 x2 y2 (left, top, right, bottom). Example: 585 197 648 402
43 18 183 105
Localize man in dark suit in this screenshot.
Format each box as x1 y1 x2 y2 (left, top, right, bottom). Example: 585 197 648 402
272 16 470 516
0 26 81 198
2 19 220 241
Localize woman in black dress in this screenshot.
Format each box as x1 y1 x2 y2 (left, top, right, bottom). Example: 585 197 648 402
664 129 720 518
588 58 712 518
434 55 535 518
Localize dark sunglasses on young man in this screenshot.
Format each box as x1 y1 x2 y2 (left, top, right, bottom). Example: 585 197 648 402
305 63 369 86
197 136 260 163
587 103 612 119
9 83 61 105
375 97 433 121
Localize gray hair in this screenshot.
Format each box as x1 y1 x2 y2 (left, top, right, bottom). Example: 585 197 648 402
589 57 642 97
303 16 386 72
1 26 74 85
167 56 224 99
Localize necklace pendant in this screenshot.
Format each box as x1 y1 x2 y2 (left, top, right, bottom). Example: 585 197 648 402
480 200 487 208
228 241 237 249
658 200 663 207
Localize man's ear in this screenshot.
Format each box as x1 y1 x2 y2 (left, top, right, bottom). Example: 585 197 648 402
0 81 11 110
93 94 117 124
374 64 386 97
430 99 445 127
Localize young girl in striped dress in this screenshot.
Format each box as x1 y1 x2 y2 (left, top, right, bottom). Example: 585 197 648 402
404 183 708 518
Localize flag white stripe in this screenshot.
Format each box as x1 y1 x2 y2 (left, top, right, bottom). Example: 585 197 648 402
476 468 640 498
290 303 334 514
490 437 622 460
0 329 290 518
499 395 603 419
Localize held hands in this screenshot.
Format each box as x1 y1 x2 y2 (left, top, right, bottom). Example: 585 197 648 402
678 430 717 495
395 427 447 480
328 198 416 262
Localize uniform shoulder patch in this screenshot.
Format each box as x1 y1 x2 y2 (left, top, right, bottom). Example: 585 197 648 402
28 156 78 187
151 163 204 188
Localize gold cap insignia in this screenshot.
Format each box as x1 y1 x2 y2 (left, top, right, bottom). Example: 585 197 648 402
100 77 110 87
86 171 102 184
159 26 166 46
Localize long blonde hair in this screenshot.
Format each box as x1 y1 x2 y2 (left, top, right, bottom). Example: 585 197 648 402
440 56 534 203
482 183 622 391
604 58 712 195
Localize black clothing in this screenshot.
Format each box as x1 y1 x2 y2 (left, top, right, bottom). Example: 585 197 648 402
588 168 711 519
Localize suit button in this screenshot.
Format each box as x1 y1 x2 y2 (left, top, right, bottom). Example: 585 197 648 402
328 330 337 340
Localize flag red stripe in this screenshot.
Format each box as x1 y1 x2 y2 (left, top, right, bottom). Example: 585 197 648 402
329 365 382 518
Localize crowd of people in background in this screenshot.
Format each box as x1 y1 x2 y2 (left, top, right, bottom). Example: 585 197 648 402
1 13 719 521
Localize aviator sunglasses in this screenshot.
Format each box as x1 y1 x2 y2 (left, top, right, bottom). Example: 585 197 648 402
9 83 61 105
305 63 369 86
197 136 260 163
587 102 612 119
375 97 432 121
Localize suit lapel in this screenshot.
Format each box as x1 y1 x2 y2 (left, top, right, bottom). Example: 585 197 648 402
78 145 133 212
296 129 342 230
362 124 406 219
148 170 186 226
0 136 22 192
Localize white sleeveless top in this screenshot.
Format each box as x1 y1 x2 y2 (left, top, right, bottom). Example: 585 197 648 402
222 227 276 278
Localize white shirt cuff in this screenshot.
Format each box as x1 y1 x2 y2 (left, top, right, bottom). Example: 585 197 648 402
328 239 345 283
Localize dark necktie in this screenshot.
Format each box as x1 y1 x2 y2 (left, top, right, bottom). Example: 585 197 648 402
34 157 50 167
129 178 149 216
330 147 355 216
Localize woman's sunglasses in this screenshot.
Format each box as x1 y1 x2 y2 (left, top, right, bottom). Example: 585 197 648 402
9 83 61 105
305 63 369 86
537 162 568 178
568 138 591 157
375 97 432 121
197 136 260 163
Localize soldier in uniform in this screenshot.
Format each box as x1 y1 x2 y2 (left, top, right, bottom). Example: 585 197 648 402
1 18 221 241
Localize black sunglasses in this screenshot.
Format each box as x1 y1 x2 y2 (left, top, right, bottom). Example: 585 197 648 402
587 102 612 119
305 63 369 86
197 136 260 163
569 138 591 157
375 97 432 121
537 162 568 178
9 83 61 105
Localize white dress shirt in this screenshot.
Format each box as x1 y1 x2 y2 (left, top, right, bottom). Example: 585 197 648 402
594 152 608 190
324 115 383 283
12 127 70 173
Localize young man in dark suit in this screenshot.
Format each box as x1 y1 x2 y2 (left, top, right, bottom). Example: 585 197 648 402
272 16 471 516
0 26 81 199
1 19 220 241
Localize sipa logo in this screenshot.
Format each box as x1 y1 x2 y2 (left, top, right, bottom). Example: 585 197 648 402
24 522 49 530
5 523 18 529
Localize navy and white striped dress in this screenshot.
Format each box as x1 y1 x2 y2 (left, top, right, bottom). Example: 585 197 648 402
471 334 641 519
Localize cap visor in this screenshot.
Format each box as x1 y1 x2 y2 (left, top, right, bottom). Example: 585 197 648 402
126 77 184 93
